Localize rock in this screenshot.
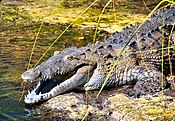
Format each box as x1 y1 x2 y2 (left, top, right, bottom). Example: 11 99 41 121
41 87 175 120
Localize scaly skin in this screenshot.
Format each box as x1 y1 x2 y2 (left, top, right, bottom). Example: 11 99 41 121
105 5 175 45
21 5 175 104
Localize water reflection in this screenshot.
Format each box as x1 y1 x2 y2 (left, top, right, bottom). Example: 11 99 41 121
0 81 39 120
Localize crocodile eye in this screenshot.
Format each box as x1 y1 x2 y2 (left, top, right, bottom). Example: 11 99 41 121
67 56 74 60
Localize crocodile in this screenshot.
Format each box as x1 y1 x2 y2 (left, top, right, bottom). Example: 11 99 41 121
21 5 175 104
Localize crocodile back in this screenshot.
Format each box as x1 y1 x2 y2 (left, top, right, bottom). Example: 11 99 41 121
105 5 175 47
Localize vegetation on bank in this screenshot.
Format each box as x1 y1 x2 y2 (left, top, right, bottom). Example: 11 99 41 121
1 0 159 32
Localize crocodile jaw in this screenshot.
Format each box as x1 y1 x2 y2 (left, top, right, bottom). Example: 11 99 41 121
24 65 95 104
25 90 52 104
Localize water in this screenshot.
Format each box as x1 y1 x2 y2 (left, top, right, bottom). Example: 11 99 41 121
0 41 41 120
0 82 40 120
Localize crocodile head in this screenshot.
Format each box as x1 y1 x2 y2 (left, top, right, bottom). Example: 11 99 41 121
21 42 122 104
21 47 96 104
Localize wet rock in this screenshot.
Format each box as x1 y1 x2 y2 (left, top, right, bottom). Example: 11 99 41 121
40 86 175 120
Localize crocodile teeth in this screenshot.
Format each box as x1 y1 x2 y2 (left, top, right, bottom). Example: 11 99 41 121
25 90 40 104
39 92 42 96
60 69 65 75
28 90 31 94
43 75 46 80
60 70 63 75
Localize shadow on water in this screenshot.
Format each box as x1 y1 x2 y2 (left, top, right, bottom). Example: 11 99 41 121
0 0 162 120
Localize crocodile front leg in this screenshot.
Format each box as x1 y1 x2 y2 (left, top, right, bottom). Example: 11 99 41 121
130 66 168 97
